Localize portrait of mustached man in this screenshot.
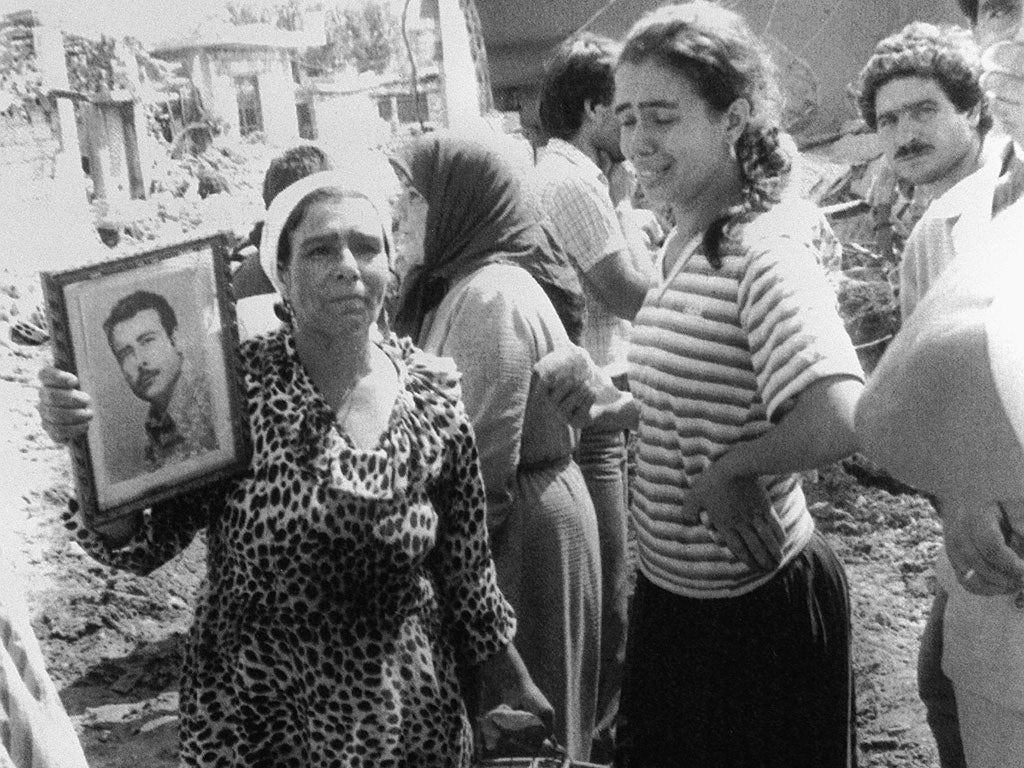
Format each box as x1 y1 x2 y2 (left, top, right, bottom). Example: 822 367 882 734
103 289 218 475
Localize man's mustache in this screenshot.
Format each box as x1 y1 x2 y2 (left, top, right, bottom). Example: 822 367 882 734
894 141 933 160
134 368 158 389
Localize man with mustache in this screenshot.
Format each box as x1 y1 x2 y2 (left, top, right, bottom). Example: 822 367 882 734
859 22 1013 313
859 24 994 266
103 290 217 473
856 17 1023 768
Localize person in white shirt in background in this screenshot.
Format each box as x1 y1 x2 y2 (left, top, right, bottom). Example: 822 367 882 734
856 0 1024 765
531 33 656 759
855 21 1009 768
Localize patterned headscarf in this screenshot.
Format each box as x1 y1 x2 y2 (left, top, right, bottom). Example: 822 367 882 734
389 131 584 343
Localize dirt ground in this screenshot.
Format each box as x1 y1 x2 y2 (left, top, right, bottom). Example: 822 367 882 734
0 330 942 767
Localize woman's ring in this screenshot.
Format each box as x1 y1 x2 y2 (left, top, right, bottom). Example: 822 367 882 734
961 568 977 582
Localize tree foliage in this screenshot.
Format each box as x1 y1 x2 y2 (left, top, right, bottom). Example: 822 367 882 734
224 1 408 77
225 0 303 30
2 11 184 102
329 1 401 75
63 33 117 94
63 34 186 98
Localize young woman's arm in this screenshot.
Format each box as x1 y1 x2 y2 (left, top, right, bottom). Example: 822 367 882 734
685 217 864 572
680 375 861 571
708 375 862 478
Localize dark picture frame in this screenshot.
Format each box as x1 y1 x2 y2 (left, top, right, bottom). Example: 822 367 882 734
41 232 251 533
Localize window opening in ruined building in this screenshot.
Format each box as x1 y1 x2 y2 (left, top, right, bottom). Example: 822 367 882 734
296 103 315 139
395 93 428 124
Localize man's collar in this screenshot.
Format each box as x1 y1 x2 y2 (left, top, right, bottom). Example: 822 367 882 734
992 142 1024 216
543 138 606 180
144 407 182 451
921 135 1013 220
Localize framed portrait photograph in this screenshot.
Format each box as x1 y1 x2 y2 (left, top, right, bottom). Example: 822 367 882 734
41 232 251 533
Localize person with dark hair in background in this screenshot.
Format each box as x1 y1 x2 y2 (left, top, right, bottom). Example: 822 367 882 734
857 0 1024 765
231 143 335 300
857 21 1006 768
858 22 993 196
531 35 654 756
858 20 1003 271
103 289 217 472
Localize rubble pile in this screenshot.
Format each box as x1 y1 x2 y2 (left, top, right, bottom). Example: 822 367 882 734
94 138 277 252
4 127 909 376
800 130 904 371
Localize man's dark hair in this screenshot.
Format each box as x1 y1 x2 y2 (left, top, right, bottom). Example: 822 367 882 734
262 144 334 208
103 290 178 348
538 32 621 141
857 22 992 136
958 0 977 22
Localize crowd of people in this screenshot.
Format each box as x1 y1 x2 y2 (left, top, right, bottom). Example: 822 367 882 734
18 0 1024 766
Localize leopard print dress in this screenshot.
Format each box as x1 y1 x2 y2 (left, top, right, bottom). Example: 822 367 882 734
64 328 516 767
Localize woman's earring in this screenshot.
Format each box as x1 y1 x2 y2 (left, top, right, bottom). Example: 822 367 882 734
274 297 293 323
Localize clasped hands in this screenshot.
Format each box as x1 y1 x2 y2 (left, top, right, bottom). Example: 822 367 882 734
534 346 627 431
535 348 783 573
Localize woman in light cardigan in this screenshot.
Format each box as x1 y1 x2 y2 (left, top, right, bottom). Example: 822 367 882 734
390 132 602 761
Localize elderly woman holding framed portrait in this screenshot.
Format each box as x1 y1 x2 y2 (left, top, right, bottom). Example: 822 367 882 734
37 167 551 767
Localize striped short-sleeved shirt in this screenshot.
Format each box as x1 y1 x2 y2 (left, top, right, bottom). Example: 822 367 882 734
628 199 863 598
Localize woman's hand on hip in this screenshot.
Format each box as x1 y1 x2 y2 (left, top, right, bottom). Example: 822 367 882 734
681 462 784 573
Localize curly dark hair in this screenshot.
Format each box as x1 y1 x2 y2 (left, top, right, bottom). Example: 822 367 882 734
857 22 991 136
618 1 791 266
538 32 621 141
